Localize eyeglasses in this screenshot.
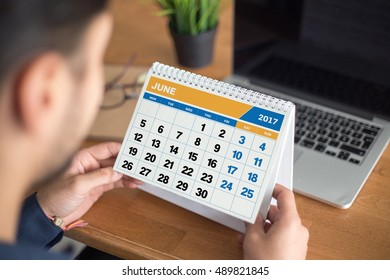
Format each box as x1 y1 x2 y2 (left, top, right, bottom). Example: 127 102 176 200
101 55 145 110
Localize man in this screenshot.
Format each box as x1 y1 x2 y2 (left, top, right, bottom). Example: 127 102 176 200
0 0 308 260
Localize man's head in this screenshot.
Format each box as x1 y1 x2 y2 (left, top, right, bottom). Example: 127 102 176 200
0 0 112 189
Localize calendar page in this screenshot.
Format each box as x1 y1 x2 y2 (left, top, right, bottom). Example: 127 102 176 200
114 63 293 223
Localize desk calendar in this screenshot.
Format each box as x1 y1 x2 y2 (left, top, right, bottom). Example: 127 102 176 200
114 62 295 232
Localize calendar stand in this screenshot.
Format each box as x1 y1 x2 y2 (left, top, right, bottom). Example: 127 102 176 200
114 62 295 233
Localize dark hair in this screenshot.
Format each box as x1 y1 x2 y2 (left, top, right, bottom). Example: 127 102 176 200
0 0 108 85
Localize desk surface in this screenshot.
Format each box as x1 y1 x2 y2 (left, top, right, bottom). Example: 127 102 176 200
66 0 390 259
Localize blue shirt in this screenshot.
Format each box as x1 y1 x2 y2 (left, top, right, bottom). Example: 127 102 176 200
0 194 70 260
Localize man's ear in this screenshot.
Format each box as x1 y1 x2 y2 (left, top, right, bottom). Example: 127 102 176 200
13 52 70 134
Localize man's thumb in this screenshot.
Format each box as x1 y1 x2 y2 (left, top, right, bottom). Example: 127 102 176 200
74 167 123 193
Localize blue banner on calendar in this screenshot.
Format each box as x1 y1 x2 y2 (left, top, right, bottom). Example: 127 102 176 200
143 92 238 127
240 107 284 131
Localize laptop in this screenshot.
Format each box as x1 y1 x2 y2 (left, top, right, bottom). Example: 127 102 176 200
226 0 390 208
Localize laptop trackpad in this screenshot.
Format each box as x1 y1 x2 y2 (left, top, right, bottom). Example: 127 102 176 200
294 149 303 164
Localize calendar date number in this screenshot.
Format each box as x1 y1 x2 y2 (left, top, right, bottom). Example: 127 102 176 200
121 160 133 171
195 187 208 199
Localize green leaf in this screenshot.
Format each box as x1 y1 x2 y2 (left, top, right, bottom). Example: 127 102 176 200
154 9 174 16
155 0 222 35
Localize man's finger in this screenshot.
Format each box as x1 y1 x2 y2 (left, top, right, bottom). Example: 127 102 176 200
267 204 278 223
245 214 266 236
237 233 245 244
98 158 116 168
84 142 121 161
114 176 143 189
72 142 121 173
272 184 299 220
70 167 123 194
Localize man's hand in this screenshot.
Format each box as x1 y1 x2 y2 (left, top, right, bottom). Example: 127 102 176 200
239 184 309 260
36 142 142 227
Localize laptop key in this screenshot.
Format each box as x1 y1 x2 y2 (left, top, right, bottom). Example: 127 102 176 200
329 140 340 147
307 125 316 131
319 114 328 120
362 141 373 149
352 132 362 138
298 114 307 121
297 129 305 136
349 158 360 164
301 139 315 148
328 132 338 138
294 136 301 143
362 128 378 136
338 151 350 160
350 139 361 146
363 136 374 143
340 144 366 156
362 136 374 149
319 122 329 128
325 150 336 156
315 144 326 152
339 120 349 126
351 124 361 130
317 128 327 135
339 136 350 142
318 136 328 143
329 125 340 131
307 133 316 140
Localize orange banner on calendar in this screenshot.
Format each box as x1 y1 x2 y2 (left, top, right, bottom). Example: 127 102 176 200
146 76 252 118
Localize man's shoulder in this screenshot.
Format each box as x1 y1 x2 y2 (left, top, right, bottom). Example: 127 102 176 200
0 242 69 260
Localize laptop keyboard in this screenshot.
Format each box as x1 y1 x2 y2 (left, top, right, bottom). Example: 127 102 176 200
250 56 390 118
246 56 385 165
294 102 381 165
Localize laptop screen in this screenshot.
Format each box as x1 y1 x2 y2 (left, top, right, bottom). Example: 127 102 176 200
233 0 390 120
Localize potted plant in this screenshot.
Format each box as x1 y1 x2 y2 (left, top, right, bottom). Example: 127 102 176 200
155 0 222 68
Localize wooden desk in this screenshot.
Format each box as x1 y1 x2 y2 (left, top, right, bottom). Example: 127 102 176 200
66 0 390 259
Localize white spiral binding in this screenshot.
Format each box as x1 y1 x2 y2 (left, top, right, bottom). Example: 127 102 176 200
151 62 293 112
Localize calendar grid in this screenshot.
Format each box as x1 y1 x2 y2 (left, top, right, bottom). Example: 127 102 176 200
118 93 278 220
